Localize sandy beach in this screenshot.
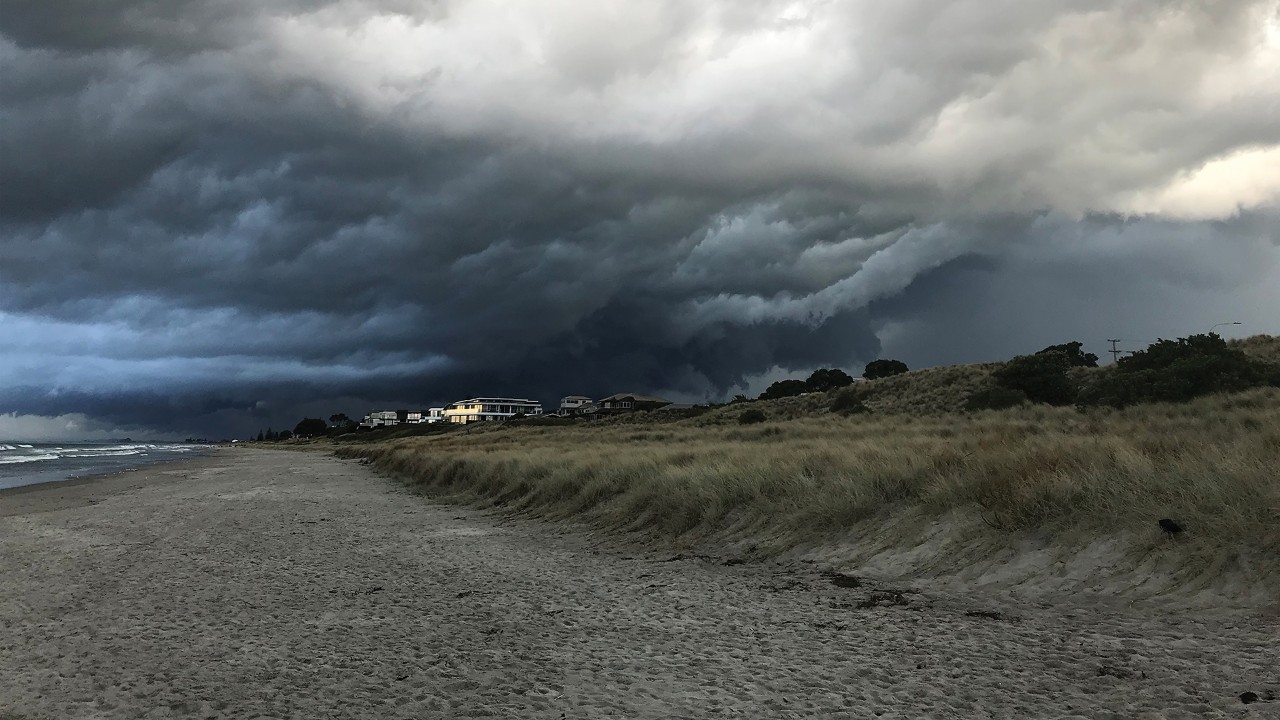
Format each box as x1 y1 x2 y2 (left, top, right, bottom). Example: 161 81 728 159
1 448 1276 719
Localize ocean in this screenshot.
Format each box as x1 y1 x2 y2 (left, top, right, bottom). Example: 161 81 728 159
0 442 212 491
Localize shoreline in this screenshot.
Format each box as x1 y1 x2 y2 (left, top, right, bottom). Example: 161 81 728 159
0 449 226 517
0 447 222 495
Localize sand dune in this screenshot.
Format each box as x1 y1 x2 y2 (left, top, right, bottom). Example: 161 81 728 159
1 449 1276 718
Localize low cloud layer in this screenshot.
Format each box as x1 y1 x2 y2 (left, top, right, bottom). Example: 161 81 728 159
2 1 1278 438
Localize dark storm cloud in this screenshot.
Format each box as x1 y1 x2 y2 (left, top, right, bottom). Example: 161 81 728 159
2 1 1279 438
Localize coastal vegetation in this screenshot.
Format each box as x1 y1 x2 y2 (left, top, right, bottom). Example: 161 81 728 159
334 334 1280 596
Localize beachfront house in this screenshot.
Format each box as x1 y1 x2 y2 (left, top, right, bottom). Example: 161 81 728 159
443 397 544 425
426 407 445 423
557 396 593 416
358 410 401 429
588 393 672 417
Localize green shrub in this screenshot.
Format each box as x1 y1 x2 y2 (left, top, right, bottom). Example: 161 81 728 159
863 359 909 380
963 387 1029 411
829 388 869 415
993 352 1076 405
738 409 767 425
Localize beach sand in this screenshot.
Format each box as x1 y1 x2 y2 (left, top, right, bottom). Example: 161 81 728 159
1 448 1276 719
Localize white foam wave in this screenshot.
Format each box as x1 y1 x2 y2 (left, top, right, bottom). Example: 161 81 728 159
0 453 60 465
69 449 147 458
0 443 206 469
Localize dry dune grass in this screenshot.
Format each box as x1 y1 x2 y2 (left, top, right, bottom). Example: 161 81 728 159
1233 334 1280 364
849 362 1005 414
340 386 1280 595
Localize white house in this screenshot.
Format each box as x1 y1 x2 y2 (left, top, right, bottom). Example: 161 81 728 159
358 410 401 429
425 407 445 423
557 396 593 416
443 398 544 424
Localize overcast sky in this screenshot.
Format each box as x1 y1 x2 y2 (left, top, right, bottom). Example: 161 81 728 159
2 1 1279 439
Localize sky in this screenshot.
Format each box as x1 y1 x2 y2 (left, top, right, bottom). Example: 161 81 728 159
2 1 1279 440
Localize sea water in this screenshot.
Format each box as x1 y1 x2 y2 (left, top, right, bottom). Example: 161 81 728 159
0 442 210 490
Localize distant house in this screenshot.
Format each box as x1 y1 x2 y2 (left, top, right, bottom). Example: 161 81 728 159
358 410 401 429
589 393 671 416
425 407 445 424
402 411 423 424
443 397 544 425
558 396 593 416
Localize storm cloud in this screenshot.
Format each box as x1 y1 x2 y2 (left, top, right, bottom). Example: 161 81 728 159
2 1 1279 438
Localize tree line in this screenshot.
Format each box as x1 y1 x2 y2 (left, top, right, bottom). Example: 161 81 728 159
753 359 910 401
255 414 357 442
976 334 1279 410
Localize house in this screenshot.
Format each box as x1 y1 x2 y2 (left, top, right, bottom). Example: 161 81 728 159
557 396 593 416
425 407 445 423
443 397 544 424
402 411 423 424
358 410 401 429
589 393 671 416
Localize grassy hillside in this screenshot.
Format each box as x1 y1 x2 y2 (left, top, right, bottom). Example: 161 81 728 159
331 335 1280 599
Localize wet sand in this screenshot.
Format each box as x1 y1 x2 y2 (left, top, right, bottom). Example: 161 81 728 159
1 448 1276 718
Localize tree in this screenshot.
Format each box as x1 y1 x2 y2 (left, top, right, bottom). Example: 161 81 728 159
256 430 265 442
738 409 767 425
1036 341 1098 368
1079 333 1279 407
993 352 1076 405
863 359 909 380
328 413 350 427
759 379 808 400
805 368 856 392
278 430 293 441
265 428 276 441
294 418 328 438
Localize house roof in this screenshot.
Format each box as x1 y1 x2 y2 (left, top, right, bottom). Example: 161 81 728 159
450 397 541 405
600 392 670 404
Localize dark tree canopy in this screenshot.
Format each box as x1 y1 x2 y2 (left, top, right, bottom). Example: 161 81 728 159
1078 333 1279 407
863 359 909 380
805 368 856 392
1036 341 1098 368
759 379 809 400
993 352 1076 405
293 418 328 437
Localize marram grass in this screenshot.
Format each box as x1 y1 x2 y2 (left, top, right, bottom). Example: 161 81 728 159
337 386 1280 582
